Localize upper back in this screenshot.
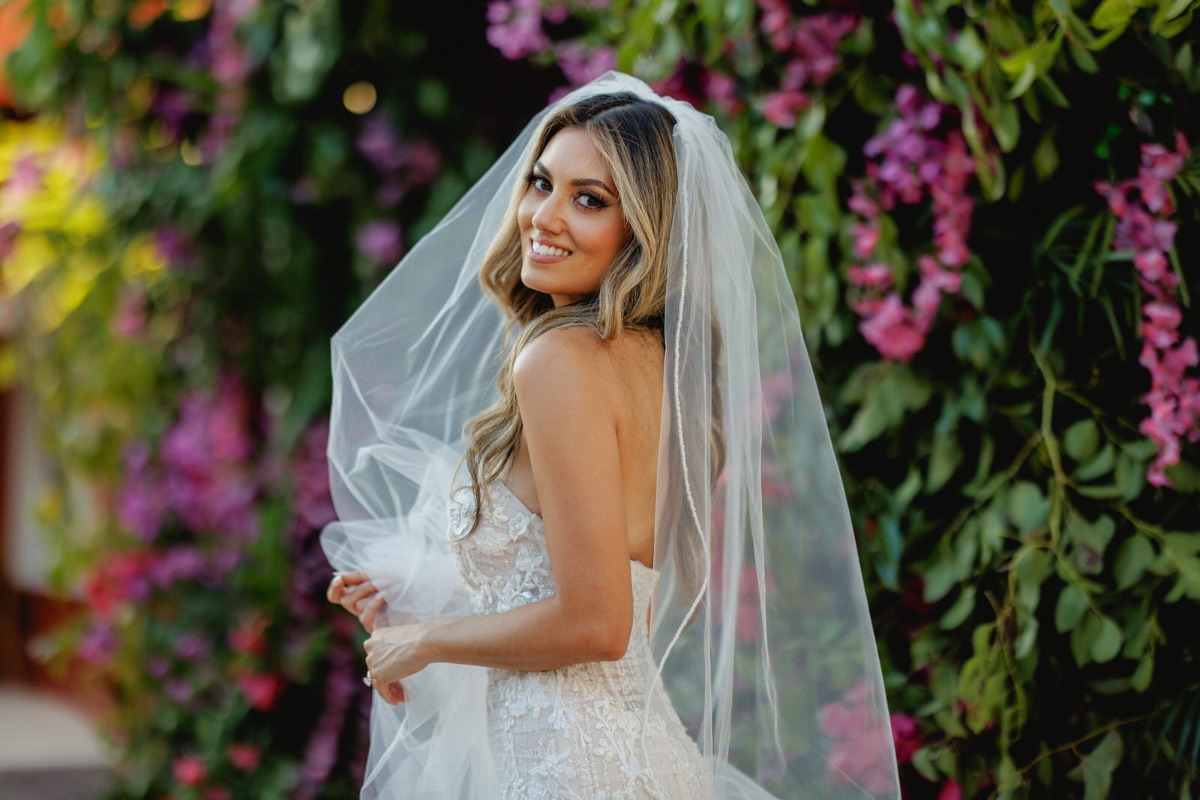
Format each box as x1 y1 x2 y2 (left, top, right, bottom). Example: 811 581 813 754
506 324 664 566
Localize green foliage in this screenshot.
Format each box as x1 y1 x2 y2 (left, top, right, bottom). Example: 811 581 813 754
4 0 1199 797
512 0 1200 797
1 1 556 796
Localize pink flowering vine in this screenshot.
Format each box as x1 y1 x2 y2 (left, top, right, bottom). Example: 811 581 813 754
820 680 898 795
1095 133 1198 487
847 85 976 362
756 1 857 129
486 0 559 60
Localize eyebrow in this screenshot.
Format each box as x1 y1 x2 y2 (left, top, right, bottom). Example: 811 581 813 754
532 162 618 198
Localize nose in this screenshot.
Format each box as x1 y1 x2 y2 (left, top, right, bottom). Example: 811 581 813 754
530 191 566 235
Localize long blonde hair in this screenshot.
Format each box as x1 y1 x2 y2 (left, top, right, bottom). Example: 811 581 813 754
461 93 679 526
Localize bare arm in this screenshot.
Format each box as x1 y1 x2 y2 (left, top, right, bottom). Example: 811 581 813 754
362 328 635 703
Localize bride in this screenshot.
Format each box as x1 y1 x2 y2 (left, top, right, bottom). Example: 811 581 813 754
322 72 899 799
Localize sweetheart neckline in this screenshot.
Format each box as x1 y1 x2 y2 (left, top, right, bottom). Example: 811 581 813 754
493 481 658 575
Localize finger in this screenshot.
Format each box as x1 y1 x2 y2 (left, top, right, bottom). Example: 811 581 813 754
381 681 405 705
326 573 345 602
340 571 370 587
361 594 386 632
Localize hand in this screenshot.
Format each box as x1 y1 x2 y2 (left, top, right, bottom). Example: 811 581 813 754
326 571 387 633
364 624 431 705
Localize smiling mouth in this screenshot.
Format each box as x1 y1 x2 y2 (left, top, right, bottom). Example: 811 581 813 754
531 241 572 257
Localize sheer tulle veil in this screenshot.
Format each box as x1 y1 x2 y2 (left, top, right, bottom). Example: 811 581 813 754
320 72 901 799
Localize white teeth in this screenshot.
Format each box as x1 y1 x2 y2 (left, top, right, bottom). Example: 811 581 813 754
532 241 571 257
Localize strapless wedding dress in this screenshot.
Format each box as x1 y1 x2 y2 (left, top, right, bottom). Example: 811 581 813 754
446 481 712 800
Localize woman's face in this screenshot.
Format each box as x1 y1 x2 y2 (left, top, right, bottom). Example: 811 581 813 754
518 127 630 308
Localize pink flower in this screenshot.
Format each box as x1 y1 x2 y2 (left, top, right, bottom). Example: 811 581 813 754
556 42 616 86
486 0 553 60
234 670 285 710
110 289 147 338
116 445 169 541
735 565 776 643
890 713 922 764
355 220 405 266
85 552 155 619
1099 133 1196 487
356 116 406 173
853 224 881 258
939 781 963 800
78 622 119 664
821 681 897 795
227 743 260 770
762 89 810 128
229 615 268 655
848 263 893 290
847 87 975 361
172 755 206 787
703 71 741 116
859 295 927 363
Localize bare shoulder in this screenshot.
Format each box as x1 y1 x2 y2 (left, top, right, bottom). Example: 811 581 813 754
514 326 661 394
513 325 610 393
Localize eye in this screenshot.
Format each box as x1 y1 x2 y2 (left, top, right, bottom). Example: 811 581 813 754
576 192 608 210
526 173 551 193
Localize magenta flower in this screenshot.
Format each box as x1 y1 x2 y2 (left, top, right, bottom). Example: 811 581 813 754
847 263 893 290
234 670 285 710
858 295 927 363
486 0 554 60
292 419 337 530
227 742 261 770
703 71 742 116
357 116 406 173
556 42 616 86
890 713 922 764
116 445 169 541
939 781 963 800
847 87 976 362
762 89 810 128
820 681 897 795
1097 132 1196 486
78 622 120 664
172 755 207 787
158 376 259 537
355 220 405 266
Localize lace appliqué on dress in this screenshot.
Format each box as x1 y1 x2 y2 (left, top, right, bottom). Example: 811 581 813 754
447 482 712 800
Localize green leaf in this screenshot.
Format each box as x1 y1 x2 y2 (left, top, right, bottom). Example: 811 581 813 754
1091 615 1123 663
1015 616 1039 659
837 365 933 452
927 430 964 493
924 556 959 602
1016 549 1053 613
1056 584 1088 632
1008 481 1049 534
1164 459 1200 492
1075 442 1116 481
951 26 986 70
1068 513 1117 575
1160 534 1200 601
1067 730 1123 800
941 586 977 628
1131 653 1154 691
1152 0 1196 31
1091 0 1152 31
1064 419 1101 462
911 747 939 782
1114 536 1156 590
